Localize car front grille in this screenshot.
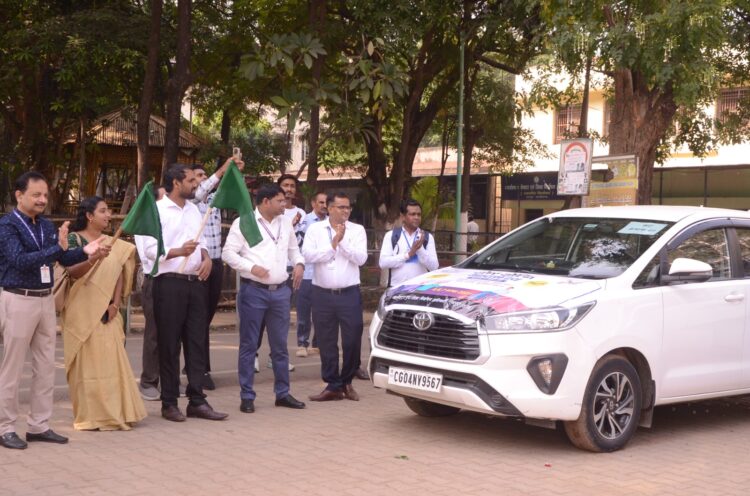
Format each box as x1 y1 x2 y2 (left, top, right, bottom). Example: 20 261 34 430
377 309 480 360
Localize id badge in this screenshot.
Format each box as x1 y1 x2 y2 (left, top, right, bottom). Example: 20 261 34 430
40 265 51 284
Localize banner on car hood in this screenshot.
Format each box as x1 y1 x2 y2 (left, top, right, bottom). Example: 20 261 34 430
386 268 602 320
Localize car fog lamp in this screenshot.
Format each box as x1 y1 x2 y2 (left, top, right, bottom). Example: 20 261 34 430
526 355 569 395
537 359 554 386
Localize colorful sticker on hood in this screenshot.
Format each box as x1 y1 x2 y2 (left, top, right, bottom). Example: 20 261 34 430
388 283 528 319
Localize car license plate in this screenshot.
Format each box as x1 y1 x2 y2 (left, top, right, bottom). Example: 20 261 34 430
388 366 443 393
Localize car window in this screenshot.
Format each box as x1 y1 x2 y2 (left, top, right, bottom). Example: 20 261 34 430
633 253 661 289
737 228 750 278
461 217 672 279
668 228 730 280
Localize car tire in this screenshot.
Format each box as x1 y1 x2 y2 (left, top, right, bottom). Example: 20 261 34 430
564 356 642 452
403 397 461 417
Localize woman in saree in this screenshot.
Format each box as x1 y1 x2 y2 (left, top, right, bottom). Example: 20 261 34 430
62 196 147 430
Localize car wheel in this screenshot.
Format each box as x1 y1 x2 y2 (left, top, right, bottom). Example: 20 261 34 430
403 397 461 417
564 356 642 452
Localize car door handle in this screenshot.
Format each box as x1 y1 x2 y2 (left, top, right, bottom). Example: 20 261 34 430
724 294 745 303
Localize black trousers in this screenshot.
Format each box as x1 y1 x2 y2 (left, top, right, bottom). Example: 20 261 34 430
203 259 224 372
311 285 363 391
153 275 208 408
140 276 160 388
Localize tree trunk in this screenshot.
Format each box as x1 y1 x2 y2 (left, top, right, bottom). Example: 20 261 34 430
137 0 163 191
161 0 191 182
363 121 390 229
306 0 327 190
608 69 677 205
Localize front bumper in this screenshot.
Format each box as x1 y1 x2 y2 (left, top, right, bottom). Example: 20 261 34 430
368 312 593 421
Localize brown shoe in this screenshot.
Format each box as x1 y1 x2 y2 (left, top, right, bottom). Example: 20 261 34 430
308 388 344 401
343 384 360 401
186 403 228 421
161 405 186 422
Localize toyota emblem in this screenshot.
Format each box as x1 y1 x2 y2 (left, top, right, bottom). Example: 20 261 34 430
412 312 434 331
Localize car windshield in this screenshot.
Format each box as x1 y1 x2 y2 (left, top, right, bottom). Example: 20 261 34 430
460 217 673 279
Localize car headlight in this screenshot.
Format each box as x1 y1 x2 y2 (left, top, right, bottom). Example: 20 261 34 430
377 293 387 320
483 302 595 333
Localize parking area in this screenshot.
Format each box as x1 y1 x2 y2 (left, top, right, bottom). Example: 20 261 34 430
3 321 750 495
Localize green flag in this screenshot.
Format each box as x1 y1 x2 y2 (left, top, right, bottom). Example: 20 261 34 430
121 180 165 275
210 161 262 247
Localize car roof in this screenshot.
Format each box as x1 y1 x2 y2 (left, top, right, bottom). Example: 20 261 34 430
546 205 750 223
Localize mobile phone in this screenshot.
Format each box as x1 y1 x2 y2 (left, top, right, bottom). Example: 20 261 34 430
232 147 242 161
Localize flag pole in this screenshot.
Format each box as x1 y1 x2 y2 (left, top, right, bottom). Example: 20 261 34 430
177 207 213 274
82 227 123 286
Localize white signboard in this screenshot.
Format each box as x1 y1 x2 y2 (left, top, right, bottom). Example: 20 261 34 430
557 138 593 196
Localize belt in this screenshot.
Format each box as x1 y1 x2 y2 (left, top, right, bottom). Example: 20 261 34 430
313 284 359 295
4 288 52 297
158 273 201 282
241 277 285 291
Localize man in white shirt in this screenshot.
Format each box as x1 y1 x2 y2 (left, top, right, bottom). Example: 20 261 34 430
141 164 227 422
379 199 439 287
191 158 245 390
278 174 306 236
302 192 368 402
134 184 165 401
222 184 306 413
294 191 327 357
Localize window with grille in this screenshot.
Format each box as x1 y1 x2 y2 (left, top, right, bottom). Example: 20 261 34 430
715 88 749 125
554 104 582 143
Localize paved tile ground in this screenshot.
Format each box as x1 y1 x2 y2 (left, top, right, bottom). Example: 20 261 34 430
3 311 750 495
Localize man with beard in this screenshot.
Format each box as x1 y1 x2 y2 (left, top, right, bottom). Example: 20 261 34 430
190 158 245 390
141 164 228 422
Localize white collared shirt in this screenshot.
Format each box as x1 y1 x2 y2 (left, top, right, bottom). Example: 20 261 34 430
222 209 304 285
302 219 367 289
301 211 327 279
140 196 207 276
134 235 154 275
379 227 439 286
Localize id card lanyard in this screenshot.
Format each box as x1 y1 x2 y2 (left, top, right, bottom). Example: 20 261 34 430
14 210 50 283
402 228 419 263
259 218 283 262
13 210 44 250
258 218 281 245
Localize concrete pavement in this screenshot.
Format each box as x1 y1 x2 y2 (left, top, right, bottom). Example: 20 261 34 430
3 311 750 495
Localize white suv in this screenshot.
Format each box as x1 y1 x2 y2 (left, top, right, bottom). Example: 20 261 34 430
368 206 750 452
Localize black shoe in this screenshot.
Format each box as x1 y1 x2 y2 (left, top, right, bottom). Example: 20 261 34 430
203 373 216 391
0 432 27 449
240 399 255 413
25 429 68 444
354 367 370 380
275 394 306 409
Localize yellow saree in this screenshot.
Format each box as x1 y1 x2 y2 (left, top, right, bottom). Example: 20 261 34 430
62 237 147 431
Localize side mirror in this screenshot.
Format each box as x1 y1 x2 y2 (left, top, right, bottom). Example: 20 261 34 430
661 257 713 284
